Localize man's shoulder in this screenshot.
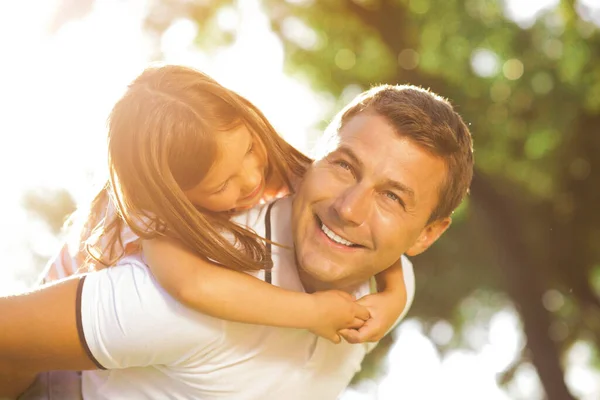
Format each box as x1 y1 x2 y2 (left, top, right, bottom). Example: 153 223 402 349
399 254 416 316
384 255 416 334
104 254 154 283
86 256 224 330
79 256 226 372
231 197 293 234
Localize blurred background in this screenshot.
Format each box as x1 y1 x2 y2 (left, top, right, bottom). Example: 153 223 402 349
1 0 599 399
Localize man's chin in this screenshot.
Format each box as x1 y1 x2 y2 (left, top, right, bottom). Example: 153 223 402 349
296 260 347 293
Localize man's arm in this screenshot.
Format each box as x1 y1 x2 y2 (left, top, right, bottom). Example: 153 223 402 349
0 277 97 397
0 258 225 397
0 363 38 399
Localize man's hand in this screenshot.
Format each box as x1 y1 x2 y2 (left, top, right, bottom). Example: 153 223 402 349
307 290 370 344
338 289 407 343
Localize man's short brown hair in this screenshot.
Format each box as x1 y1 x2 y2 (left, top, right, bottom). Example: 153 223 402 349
329 84 474 222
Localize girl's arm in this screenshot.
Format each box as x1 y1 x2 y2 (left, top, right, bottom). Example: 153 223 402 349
142 238 369 343
339 258 408 343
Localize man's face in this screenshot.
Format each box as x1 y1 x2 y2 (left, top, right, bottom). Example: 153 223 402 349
292 112 451 292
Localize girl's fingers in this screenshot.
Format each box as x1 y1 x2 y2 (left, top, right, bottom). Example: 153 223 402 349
354 304 371 321
349 317 366 329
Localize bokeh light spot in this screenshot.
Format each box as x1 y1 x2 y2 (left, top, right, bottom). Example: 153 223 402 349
281 17 319 50
471 49 500 78
490 81 512 103
503 58 524 80
398 48 420 70
409 0 431 15
335 48 356 70
543 38 563 59
531 72 554 94
542 289 565 312
431 320 454 346
569 158 591 180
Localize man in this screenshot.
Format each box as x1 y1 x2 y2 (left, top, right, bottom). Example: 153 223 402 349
0 84 473 399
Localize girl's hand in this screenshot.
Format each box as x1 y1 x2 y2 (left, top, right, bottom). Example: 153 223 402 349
308 290 370 344
338 289 407 343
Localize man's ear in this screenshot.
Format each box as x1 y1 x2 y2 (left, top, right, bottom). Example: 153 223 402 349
405 217 452 257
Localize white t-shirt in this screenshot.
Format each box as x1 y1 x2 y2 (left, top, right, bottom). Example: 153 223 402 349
77 197 416 400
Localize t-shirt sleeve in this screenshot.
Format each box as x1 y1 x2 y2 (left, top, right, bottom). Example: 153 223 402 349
397 254 416 322
77 258 224 369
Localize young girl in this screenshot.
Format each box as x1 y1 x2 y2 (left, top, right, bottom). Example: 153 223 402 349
41 65 407 344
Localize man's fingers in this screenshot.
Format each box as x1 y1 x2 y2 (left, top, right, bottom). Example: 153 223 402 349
338 329 360 344
356 321 382 342
339 320 382 344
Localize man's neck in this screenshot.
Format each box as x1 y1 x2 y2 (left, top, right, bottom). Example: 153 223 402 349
296 264 360 295
296 267 319 294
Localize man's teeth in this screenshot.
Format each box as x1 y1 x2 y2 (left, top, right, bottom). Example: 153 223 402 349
321 223 356 247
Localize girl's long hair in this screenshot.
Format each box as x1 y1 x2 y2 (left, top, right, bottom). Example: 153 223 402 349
75 65 310 272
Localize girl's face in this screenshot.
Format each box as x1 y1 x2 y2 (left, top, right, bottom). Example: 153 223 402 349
183 124 268 213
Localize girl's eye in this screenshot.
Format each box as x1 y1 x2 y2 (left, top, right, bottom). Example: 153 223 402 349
247 142 254 155
214 181 229 194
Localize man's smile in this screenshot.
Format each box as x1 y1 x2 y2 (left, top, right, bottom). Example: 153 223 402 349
314 215 366 250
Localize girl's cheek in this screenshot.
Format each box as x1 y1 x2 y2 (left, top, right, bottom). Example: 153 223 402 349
204 194 238 213
256 140 268 167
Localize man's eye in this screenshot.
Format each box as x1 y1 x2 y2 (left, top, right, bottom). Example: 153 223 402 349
336 160 351 170
385 191 404 207
328 158 355 178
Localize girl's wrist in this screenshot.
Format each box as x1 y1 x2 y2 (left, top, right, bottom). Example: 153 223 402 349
302 292 322 330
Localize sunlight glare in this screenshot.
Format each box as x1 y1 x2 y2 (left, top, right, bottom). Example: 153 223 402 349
502 0 560 28
565 341 600 399
484 308 524 372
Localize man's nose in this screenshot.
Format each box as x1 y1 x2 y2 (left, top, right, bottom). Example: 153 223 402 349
332 184 370 226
